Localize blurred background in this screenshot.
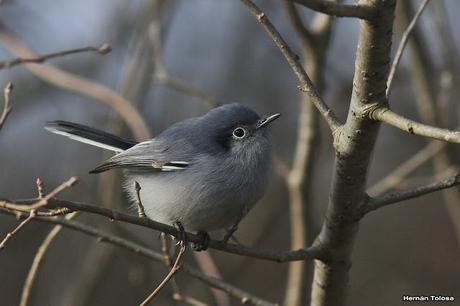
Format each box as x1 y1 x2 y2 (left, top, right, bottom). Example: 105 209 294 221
0 0 459 305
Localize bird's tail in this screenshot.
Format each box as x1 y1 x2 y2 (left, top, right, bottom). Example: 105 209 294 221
45 120 138 152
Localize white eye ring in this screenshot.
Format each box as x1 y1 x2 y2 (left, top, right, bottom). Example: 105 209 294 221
232 127 247 139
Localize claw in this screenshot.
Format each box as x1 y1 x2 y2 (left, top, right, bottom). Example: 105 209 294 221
173 221 188 247
192 231 210 251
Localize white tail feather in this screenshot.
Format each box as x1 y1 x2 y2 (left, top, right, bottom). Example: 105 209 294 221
45 127 124 153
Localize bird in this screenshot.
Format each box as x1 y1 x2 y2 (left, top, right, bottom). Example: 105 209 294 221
45 103 280 250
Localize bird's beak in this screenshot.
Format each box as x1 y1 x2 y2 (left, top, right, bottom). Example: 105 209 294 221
256 113 281 129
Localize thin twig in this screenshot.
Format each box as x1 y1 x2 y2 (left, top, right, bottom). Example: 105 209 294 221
134 181 146 218
0 210 36 250
0 82 13 130
19 212 78 306
0 44 111 69
239 0 341 133
139 241 186 306
293 0 377 20
386 0 431 96
365 173 460 213
154 76 219 108
368 140 446 196
36 178 45 199
3 177 79 212
372 107 460 143
173 293 209 306
0 197 323 262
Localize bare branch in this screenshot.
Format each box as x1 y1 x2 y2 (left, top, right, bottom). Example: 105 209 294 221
293 0 377 20
386 0 431 96
19 212 78 306
284 0 315 48
0 44 111 70
154 75 219 108
0 22 151 140
139 241 186 306
3 177 78 213
372 106 460 143
365 173 460 213
0 82 13 130
368 140 446 196
0 197 323 262
0 210 36 250
239 0 341 133
172 293 208 306
0 209 277 306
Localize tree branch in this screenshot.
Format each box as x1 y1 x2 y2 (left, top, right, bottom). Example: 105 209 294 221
0 44 111 70
0 210 36 250
0 209 277 306
19 212 78 306
386 0 431 97
0 22 151 140
293 0 377 20
239 0 342 133
139 241 186 306
365 173 460 213
371 106 460 143
0 82 13 130
368 140 446 196
0 197 323 262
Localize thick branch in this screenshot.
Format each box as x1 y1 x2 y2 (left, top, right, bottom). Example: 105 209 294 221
293 0 377 20
365 173 460 213
372 106 460 143
240 0 341 133
0 197 323 262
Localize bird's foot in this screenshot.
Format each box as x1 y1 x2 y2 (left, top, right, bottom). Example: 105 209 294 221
173 221 188 247
192 231 210 251
222 226 238 244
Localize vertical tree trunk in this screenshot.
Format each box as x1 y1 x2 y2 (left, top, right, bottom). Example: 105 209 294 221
310 1 396 305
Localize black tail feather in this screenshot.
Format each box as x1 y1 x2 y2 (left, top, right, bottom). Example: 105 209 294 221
45 120 138 152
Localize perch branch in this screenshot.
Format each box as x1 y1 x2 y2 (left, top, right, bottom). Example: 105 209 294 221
0 197 323 262
0 209 277 306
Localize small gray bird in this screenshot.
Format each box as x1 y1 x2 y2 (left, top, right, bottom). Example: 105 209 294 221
45 103 279 250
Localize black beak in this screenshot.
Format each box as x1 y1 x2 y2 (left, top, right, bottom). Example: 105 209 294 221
256 113 281 129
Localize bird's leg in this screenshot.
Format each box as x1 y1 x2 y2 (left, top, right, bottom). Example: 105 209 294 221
222 225 238 243
172 221 188 247
222 205 250 243
192 231 210 251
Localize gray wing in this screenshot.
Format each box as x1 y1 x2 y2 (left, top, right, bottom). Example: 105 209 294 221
89 140 190 173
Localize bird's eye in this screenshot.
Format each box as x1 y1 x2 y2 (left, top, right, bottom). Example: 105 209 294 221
232 127 247 139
